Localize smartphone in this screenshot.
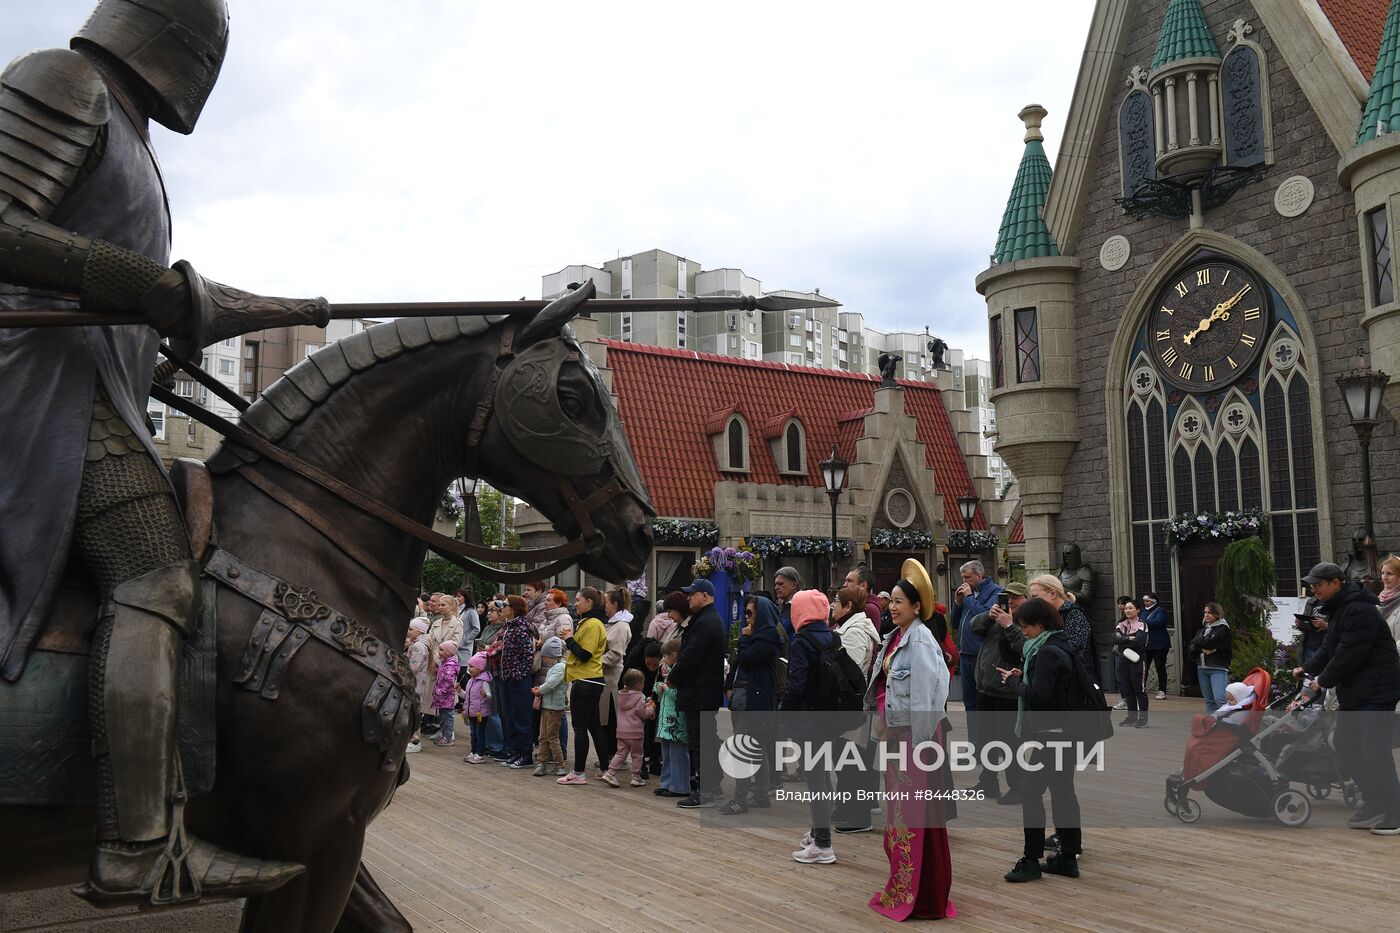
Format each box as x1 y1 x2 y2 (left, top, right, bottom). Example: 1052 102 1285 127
997 592 1010 610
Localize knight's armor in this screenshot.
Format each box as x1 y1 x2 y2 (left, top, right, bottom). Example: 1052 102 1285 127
1058 543 1094 603
0 0 325 907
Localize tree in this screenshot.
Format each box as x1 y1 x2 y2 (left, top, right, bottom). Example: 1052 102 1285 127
1216 536 1275 633
420 482 523 599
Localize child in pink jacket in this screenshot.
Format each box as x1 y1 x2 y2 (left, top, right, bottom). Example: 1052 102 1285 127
462 652 494 762
603 668 656 787
431 641 461 747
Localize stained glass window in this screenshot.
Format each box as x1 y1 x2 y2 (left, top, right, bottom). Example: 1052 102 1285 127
1369 206 1393 306
1014 308 1040 383
991 316 1005 389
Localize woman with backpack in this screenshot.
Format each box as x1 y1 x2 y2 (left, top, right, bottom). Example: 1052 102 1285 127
997 596 1084 884
865 559 955 921
781 589 840 865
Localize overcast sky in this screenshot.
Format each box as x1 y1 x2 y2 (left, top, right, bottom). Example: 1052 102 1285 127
10 1 1094 358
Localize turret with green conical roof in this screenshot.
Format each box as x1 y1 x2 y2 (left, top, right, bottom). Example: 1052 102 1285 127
992 105 1059 265
1151 0 1220 71
976 106 1081 575
1358 0 1400 144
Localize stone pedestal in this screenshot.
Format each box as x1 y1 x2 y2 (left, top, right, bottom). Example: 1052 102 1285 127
0 888 241 932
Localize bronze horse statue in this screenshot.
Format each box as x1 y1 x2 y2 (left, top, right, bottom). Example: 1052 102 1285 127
1 294 654 931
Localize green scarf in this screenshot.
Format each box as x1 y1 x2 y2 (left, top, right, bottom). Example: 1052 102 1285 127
1015 630 1054 738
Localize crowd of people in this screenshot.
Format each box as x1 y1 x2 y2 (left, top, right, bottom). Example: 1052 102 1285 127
399 552 1400 920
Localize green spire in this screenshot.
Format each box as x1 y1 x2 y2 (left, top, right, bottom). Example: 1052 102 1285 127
1358 0 1400 144
993 105 1059 265
1150 0 1220 70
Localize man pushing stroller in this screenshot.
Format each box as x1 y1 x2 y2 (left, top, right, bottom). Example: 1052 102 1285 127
1291 562 1400 835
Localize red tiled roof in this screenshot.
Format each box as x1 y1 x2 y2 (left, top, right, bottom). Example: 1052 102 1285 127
1009 511 1024 545
602 340 987 530
1319 0 1389 78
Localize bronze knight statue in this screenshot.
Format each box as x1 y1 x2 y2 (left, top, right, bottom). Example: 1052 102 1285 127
0 0 326 907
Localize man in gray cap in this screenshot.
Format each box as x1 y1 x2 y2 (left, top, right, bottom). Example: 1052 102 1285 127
773 567 802 639
1293 562 1400 834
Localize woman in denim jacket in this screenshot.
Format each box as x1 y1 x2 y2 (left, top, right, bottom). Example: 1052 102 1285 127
864 560 955 922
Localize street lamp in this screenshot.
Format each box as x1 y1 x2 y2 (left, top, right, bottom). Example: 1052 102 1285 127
457 476 480 544
957 494 980 573
819 446 849 590
1336 347 1390 582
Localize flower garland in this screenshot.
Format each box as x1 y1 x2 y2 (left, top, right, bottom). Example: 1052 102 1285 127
948 530 998 552
1165 508 1268 551
651 518 720 547
691 546 763 583
746 535 854 559
871 527 935 550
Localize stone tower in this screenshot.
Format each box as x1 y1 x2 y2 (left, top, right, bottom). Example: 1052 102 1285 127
975 105 1081 574
1339 0 1400 413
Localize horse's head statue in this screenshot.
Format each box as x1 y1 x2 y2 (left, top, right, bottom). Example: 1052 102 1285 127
474 281 654 581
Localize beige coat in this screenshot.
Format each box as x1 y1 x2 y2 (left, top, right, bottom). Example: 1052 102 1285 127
837 611 881 679
429 614 464 658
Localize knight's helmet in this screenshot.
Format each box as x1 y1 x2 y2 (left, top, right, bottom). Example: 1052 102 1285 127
71 0 229 134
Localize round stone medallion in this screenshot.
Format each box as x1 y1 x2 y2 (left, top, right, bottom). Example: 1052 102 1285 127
1275 176 1314 218
884 488 916 528
1131 366 1157 396
1100 235 1131 271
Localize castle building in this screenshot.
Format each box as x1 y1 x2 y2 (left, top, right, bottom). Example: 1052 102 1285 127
979 0 1399 687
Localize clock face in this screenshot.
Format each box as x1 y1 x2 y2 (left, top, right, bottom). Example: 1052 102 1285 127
1148 260 1269 392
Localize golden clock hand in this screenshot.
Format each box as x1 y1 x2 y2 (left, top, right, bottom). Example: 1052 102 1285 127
1217 285 1250 315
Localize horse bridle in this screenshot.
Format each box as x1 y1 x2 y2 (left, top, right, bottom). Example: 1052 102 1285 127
152 321 641 602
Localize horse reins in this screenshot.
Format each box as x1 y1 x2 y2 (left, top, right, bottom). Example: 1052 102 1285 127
150 325 634 593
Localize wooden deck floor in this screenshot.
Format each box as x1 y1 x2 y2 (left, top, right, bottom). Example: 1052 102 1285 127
364 696 1400 932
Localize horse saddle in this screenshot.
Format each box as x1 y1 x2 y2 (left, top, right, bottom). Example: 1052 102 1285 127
0 458 218 806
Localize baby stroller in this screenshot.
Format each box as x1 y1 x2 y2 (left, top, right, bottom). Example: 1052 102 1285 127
1164 668 1312 827
1257 692 1359 809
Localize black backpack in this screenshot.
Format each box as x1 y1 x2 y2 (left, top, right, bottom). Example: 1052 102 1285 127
797 630 867 727
1059 644 1114 743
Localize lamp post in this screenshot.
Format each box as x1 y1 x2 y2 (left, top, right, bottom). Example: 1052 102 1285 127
956 494 980 573
819 446 849 591
457 476 480 544
1336 347 1390 584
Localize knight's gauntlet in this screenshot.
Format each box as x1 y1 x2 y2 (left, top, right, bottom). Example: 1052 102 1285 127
0 208 329 343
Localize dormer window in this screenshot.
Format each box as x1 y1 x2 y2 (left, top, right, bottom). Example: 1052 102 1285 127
784 420 806 474
724 415 749 472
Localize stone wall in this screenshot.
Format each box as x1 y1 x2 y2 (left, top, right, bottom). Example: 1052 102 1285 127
1058 0 1392 632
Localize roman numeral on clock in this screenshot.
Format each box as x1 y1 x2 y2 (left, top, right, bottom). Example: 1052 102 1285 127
1243 307 1260 320
1241 333 1256 347
1179 362 1194 379
1197 269 1210 286
1204 364 1214 381
1162 347 1178 366
1156 329 1171 341
1175 282 1188 298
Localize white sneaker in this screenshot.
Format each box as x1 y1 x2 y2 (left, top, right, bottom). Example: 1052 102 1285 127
791 843 836 864
1112 700 1128 711
799 831 814 848
405 740 422 754
1155 691 1167 701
